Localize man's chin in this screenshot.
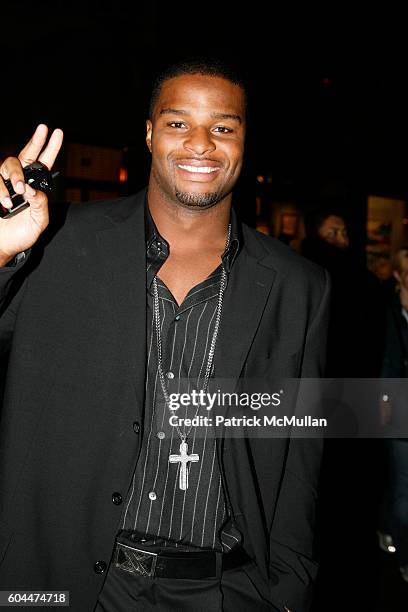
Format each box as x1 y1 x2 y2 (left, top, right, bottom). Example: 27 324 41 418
175 190 221 209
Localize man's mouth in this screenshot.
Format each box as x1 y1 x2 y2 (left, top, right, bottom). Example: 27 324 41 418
175 160 222 182
177 164 220 174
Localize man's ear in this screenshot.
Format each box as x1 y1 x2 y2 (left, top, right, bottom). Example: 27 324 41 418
146 120 153 153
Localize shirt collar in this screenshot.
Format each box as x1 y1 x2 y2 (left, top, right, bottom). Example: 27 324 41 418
144 196 241 277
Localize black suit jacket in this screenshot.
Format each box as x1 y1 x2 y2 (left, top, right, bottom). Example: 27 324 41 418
0 190 330 612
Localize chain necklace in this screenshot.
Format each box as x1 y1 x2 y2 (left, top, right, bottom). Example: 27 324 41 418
152 224 231 490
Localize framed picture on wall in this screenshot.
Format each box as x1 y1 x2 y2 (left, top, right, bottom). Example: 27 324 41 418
280 212 299 237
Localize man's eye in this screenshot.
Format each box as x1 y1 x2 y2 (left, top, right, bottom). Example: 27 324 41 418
168 122 186 129
214 126 232 133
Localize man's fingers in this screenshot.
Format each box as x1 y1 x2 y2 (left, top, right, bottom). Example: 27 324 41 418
0 157 25 192
25 186 49 226
0 176 13 208
0 125 63 216
24 184 37 200
37 128 64 169
18 124 49 167
18 124 64 170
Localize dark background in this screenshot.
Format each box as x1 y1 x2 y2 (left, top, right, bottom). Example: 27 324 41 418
2 3 408 241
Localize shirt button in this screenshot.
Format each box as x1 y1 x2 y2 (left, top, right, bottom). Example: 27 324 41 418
166 371 174 379
133 421 140 434
148 491 157 501
112 492 123 505
157 431 165 440
94 560 107 574
175 315 180 321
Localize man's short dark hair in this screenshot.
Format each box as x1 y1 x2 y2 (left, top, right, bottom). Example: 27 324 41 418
148 56 247 119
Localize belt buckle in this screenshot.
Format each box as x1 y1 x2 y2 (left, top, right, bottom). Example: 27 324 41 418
114 542 158 578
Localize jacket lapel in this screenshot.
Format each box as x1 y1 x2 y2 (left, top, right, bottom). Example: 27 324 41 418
95 191 147 411
215 229 277 382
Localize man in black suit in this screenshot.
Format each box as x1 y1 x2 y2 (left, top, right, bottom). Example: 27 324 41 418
0 59 329 612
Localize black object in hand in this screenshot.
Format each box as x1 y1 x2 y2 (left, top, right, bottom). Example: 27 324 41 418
0 161 55 219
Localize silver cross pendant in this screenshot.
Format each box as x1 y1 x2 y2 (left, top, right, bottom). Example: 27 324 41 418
169 441 199 490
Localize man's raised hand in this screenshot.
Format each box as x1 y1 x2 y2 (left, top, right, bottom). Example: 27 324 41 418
0 124 64 266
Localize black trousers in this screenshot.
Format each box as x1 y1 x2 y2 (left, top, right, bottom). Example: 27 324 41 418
94 554 278 612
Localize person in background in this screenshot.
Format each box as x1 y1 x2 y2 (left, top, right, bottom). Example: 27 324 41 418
378 247 408 582
315 213 349 250
302 208 383 377
302 208 386 611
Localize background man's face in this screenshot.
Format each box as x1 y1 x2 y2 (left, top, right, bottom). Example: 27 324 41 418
317 215 349 249
146 74 246 210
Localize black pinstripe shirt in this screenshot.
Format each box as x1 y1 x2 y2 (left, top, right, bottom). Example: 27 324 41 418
121 202 242 552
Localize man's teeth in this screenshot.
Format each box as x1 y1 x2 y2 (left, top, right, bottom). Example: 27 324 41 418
178 165 219 174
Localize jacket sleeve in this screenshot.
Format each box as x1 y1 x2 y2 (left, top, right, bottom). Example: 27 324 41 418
268 268 330 612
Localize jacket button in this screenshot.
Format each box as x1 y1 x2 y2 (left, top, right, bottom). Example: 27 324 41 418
112 492 123 505
94 560 107 574
133 421 140 434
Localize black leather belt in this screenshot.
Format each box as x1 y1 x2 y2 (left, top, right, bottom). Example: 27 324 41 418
114 540 251 580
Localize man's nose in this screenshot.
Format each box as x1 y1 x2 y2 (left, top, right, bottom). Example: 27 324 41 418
183 127 216 156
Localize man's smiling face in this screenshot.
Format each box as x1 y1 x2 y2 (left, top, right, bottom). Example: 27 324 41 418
146 74 246 210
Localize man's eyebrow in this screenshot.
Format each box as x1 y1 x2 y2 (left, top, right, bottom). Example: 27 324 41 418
211 112 242 124
159 108 190 116
159 108 242 124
